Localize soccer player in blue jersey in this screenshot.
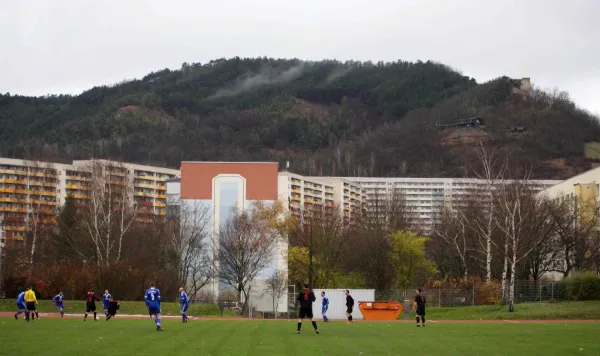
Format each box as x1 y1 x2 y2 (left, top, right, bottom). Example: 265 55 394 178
179 287 190 323
53 292 65 319
144 282 164 331
321 291 330 322
14 290 27 320
102 289 112 317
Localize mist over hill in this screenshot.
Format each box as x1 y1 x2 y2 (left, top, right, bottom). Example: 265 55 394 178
1 57 598 179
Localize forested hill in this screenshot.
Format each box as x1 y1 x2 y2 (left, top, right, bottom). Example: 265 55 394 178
1 57 599 179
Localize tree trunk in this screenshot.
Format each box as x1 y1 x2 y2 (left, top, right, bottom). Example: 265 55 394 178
508 250 517 312
501 241 509 303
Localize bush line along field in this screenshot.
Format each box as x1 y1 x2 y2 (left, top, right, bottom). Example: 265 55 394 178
3 299 600 320
0 319 599 355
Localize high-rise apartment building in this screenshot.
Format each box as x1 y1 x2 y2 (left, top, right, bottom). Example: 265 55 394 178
342 177 561 233
278 172 365 223
0 157 179 241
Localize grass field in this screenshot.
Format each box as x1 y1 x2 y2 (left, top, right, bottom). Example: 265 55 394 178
425 300 600 320
0 299 237 317
0 318 598 355
3 299 600 320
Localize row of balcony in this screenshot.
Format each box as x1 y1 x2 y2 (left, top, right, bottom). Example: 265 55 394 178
0 179 58 187
0 206 54 214
0 197 57 206
0 188 56 196
0 168 58 177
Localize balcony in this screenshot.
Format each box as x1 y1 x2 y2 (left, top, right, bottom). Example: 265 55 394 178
68 194 91 200
0 207 28 213
28 181 57 187
135 175 166 182
155 202 166 207
135 217 153 223
5 226 27 232
1 179 26 185
66 175 90 181
138 200 154 207
291 189 301 194
136 209 156 216
135 182 159 190
66 184 91 190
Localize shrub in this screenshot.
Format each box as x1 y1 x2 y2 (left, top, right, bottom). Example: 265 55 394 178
561 272 600 301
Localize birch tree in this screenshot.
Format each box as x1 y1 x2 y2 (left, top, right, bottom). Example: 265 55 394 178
434 207 471 279
24 162 57 276
472 141 506 282
494 180 547 311
166 201 213 300
79 161 137 267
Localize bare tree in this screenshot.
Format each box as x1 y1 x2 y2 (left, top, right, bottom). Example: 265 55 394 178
494 180 548 311
24 162 57 276
546 196 600 276
78 161 138 267
434 207 471 279
471 140 506 282
290 205 348 288
263 269 288 318
167 201 213 300
216 201 288 312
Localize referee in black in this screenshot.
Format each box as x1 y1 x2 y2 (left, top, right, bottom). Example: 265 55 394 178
296 284 319 334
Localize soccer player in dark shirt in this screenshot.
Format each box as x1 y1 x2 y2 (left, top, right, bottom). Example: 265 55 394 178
296 284 319 335
106 298 120 321
84 289 100 322
345 290 354 323
414 288 427 327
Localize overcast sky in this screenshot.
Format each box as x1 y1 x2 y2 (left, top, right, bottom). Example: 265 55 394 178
1 0 598 114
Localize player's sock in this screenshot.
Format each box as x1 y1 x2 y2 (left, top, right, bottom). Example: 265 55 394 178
182 313 185 322
156 317 161 327
422 317 426 325
84 313 88 320
60 311 64 318
416 316 420 324
35 311 39 319
93 312 97 320
297 322 302 332
25 311 30 320
348 315 353 322
311 321 318 330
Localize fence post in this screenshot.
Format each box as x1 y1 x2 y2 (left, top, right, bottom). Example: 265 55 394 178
472 284 475 306
438 289 441 307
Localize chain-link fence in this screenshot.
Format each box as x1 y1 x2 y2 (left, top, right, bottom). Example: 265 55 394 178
240 280 569 319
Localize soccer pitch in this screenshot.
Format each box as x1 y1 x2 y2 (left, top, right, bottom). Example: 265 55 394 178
1 317 599 355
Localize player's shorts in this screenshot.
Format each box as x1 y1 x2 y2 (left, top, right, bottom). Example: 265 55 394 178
321 306 328 314
103 304 110 310
17 302 26 310
346 306 353 314
180 304 189 313
85 303 97 313
416 307 426 316
148 305 161 315
56 304 64 310
26 302 36 311
298 307 313 319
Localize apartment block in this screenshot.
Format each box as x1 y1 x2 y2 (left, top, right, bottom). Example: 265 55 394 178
278 172 336 222
0 157 179 241
343 177 560 233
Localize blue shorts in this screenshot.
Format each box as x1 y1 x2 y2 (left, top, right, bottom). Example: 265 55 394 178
148 305 161 315
103 303 110 310
180 304 189 313
322 307 328 314
17 302 26 310
56 303 64 310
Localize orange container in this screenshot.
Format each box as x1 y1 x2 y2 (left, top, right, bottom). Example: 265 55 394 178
358 301 403 320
